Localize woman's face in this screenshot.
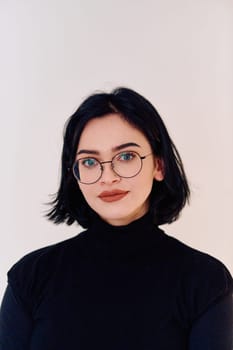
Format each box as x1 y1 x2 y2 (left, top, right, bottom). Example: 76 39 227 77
75 113 164 226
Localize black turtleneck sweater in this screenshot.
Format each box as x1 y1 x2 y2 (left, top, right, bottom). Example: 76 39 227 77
0 213 233 349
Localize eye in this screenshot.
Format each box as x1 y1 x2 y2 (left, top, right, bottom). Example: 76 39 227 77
116 152 136 161
80 158 98 168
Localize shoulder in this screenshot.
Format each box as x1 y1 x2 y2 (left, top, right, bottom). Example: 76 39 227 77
160 230 233 325
8 231 87 277
163 231 232 280
7 231 87 308
161 230 233 294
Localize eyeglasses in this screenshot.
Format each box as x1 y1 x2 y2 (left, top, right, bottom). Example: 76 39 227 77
72 151 153 184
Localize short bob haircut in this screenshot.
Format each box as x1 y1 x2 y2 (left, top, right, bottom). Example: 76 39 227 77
47 87 190 228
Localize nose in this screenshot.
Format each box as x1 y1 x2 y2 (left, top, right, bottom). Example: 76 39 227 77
99 162 121 184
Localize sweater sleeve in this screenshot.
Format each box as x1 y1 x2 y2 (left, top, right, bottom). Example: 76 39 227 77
0 284 32 350
0 238 76 350
174 250 233 331
0 246 56 350
189 292 233 349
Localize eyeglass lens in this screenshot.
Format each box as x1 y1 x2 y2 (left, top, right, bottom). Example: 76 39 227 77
73 151 143 184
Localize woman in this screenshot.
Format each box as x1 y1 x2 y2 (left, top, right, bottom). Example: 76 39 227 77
0 87 232 349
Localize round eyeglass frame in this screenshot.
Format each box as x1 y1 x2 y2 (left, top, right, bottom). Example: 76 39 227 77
72 151 153 185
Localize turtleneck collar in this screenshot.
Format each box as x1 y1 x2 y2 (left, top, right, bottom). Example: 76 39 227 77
89 211 155 240
86 212 163 261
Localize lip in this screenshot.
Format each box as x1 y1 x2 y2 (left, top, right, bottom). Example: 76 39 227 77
98 190 129 203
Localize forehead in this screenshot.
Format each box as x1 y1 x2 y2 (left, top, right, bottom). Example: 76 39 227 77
77 113 150 152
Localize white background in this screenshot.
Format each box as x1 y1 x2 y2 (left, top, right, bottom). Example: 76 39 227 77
0 0 232 300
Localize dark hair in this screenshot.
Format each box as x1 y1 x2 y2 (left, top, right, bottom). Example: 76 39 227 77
47 87 190 228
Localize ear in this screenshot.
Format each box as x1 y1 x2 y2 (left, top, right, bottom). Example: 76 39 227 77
153 158 164 181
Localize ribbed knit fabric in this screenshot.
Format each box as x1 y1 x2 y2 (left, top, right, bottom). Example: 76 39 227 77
0 213 232 349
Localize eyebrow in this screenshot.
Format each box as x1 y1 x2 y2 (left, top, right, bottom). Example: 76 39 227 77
76 142 141 156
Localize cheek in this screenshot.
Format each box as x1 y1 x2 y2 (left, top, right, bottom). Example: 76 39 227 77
78 185 94 202
136 166 155 186
128 172 154 197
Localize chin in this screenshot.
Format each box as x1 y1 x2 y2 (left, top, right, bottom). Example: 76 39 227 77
97 205 148 226
99 209 130 223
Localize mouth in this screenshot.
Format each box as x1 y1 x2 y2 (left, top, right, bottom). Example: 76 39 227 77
98 190 129 203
